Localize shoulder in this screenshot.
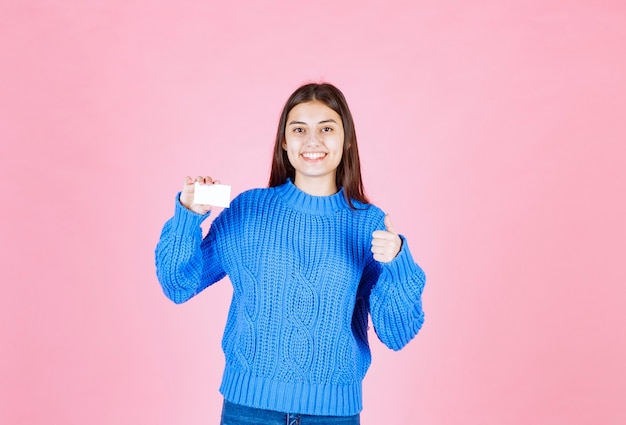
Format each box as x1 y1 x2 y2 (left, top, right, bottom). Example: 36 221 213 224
346 199 387 228
350 198 385 217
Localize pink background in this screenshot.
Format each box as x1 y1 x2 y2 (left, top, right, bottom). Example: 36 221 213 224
2 1 625 424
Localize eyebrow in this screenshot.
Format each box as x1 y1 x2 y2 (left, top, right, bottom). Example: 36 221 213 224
287 119 338 126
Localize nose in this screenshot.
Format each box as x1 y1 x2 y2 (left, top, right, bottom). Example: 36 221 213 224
306 131 322 146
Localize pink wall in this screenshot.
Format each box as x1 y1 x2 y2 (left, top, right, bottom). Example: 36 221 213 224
2 1 625 424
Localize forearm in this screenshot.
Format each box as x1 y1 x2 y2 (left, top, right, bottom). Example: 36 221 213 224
155 194 222 304
369 236 426 350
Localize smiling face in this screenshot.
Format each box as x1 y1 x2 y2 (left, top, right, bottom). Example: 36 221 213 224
282 100 345 195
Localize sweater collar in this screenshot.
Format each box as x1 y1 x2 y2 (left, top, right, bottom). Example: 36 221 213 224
274 179 350 215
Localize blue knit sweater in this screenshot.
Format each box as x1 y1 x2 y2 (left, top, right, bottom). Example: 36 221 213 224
155 179 426 416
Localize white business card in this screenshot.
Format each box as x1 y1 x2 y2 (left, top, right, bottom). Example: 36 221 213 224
193 182 231 208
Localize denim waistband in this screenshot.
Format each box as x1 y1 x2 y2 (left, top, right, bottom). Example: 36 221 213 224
220 399 360 425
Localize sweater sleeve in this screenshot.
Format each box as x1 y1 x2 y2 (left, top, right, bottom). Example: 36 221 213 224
154 193 227 304
364 235 426 351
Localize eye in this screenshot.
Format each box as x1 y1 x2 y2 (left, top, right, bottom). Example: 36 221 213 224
321 127 333 132
292 127 305 133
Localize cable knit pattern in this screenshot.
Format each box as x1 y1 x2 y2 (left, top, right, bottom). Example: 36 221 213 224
155 179 426 416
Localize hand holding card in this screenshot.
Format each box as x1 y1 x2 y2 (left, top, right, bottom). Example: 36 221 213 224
179 176 229 215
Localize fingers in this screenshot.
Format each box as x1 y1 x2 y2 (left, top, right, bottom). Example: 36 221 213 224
184 175 215 185
371 237 401 262
180 175 219 213
371 216 401 263
372 229 397 241
183 176 216 191
194 175 214 185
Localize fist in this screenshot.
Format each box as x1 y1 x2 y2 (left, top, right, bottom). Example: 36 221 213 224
371 215 402 263
180 175 220 215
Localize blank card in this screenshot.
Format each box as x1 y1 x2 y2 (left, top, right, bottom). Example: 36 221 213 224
193 182 231 208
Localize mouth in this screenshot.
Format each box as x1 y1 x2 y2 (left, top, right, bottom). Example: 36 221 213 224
301 152 327 161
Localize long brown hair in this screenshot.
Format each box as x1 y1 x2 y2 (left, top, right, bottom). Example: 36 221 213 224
268 82 369 208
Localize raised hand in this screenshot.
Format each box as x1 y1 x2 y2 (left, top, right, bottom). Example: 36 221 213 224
179 175 220 215
371 215 402 263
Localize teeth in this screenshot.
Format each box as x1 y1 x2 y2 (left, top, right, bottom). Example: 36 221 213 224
302 152 326 159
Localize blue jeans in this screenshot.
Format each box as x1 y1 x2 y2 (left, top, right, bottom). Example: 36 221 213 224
220 399 360 425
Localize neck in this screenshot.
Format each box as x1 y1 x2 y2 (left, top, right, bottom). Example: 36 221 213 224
293 175 338 196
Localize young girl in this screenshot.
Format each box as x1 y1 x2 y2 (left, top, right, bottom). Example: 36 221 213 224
155 83 426 424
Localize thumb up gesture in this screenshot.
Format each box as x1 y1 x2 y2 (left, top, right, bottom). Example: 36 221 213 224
371 215 402 263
